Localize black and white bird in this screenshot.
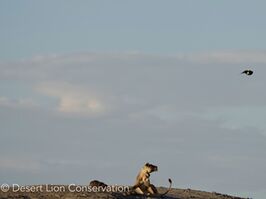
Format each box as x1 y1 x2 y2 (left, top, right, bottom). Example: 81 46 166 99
241 69 253 76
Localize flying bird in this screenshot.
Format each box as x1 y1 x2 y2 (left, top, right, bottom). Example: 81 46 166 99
241 69 253 76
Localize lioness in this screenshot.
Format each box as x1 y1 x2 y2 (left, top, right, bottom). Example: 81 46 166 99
132 163 172 196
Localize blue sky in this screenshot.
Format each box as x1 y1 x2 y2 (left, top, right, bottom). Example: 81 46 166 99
1 0 266 60
1 1 266 199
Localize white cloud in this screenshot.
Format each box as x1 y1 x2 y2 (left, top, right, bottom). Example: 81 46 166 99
36 82 105 116
58 96 103 114
1 51 266 116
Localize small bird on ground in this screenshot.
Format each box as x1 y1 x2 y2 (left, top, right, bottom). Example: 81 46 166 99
241 69 253 76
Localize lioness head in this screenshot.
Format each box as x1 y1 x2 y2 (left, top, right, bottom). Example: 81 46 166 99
144 163 158 173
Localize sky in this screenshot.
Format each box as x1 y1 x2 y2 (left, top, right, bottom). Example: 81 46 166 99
0 1 266 198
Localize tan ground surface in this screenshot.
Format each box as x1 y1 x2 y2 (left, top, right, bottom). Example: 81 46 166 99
0 185 248 199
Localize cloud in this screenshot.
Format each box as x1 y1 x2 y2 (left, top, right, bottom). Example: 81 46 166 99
200 106 266 133
1 51 266 116
1 51 266 81
36 82 105 116
177 51 266 64
0 96 38 109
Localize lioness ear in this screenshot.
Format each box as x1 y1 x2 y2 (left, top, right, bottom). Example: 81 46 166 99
145 162 149 166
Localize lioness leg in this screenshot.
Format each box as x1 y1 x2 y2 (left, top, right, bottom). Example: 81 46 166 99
147 184 158 195
134 187 144 194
